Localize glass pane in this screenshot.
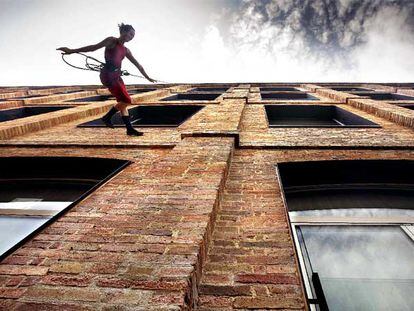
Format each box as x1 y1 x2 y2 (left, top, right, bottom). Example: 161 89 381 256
290 208 414 218
300 226 414 311
0 216 49 255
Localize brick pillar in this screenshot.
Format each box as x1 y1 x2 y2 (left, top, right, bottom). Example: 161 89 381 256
0 137 234 310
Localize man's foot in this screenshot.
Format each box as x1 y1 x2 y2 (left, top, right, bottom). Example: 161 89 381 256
101 117 114 128
127 128 144 136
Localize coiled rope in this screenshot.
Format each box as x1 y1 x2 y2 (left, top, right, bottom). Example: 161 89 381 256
61 52 167 83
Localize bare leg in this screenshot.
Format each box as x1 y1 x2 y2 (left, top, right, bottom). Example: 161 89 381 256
114 102 129 116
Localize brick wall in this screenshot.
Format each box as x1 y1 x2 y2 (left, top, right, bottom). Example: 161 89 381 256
0 83 413 309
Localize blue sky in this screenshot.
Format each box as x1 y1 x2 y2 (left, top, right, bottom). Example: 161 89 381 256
1 0 413 86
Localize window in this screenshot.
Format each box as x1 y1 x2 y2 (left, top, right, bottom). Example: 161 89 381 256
260 87 300 92
191 87 229 93
128 88 157 94
261 92 318 100
398 104 414 111
352 92 414 101
278 160 414 311
265 105 380 128
0 106 73 123
78 105 204 128
331 87 372 92
161 93 221 101
65 95 114 102
0 157 129 259
53 90 82 95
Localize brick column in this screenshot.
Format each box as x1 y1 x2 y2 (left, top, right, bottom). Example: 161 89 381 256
0 137 234 310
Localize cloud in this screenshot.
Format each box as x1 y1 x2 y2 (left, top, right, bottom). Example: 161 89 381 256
203 0 414 82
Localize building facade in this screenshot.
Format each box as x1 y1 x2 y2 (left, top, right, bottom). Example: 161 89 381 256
0 83 413 310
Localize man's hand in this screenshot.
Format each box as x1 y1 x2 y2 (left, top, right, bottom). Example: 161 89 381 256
56 47 74 54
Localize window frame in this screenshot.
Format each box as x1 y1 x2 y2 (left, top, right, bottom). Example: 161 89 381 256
275 161 414 311
0 157 131 261
291 221 414 311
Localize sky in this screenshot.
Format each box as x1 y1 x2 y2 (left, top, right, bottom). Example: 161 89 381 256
1 0 413 86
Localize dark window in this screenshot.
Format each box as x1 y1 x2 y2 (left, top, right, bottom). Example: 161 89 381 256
398 104 414 111
161 93 221 101
128 88 157 94
331 87 372 92
53 90 82 95
191 87 229 93
352 92 414 100
261 92 318 100
278 160 414 311
0 157 129 259
65 95 115 102
78 105 204 128
278 160 414 212
0 106 73 123
265 105 380 128
260 87 300 92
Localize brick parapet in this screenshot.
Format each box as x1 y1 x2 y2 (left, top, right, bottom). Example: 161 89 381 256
0 91 28 100
239 103 414 148
300 84 323 92
0 102 114 140
0 101 23 110
22 91 99 105
362 84 397 92
314 88 366 103
396 88 414 96
348 98 414 129
27 86 84 96
179 98 246 142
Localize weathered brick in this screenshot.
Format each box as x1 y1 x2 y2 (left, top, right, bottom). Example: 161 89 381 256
25 286 103 302
0 265 49 276
49 261 90 274
199 284 251 296
233 296 304 309
40 275 93 287
0 288 26 299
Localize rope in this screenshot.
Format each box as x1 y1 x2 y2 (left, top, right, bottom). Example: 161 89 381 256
61 52 169 82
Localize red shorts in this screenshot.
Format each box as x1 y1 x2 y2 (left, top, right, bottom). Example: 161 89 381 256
99 70 132 104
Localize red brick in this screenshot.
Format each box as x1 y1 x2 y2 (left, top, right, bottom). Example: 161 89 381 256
40 275 93 287
233 296 304 309
198 295 233 307
25 286 102 302
0 265 48 276
235 273 299 285
0 288 26 299
14 302 95 311
199 284 251 296
5 276 25 287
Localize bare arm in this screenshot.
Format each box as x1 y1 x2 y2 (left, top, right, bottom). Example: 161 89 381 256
57 37 116 54
125 48 156 83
